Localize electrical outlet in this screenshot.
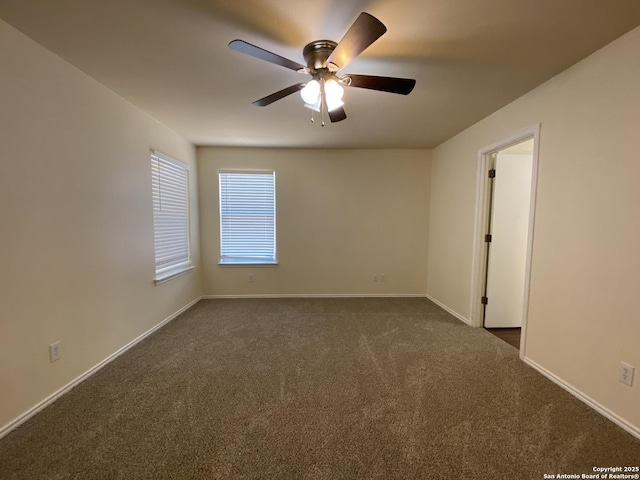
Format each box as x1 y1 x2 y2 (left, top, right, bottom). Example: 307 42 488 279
248 274 254 283
373 275 378 282
619 362 635 387
49 341 62 363
380 274 386 283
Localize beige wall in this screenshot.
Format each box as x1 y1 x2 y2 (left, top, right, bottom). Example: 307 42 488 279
427 26 640 432
0 20 202 431
198 148 430 296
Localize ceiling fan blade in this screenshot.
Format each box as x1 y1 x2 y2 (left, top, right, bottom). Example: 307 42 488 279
345 74 416 95
326 13 387 70
229 39 307 72
329 106 347 123
252 83 306 107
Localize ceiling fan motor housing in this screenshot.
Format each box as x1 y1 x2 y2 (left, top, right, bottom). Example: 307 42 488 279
303 40 338 71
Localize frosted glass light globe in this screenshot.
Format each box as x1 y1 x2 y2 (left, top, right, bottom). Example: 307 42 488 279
300 80 321 105
324 78 344 112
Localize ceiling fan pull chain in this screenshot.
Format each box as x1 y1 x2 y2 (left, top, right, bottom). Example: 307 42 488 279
321 78 326 127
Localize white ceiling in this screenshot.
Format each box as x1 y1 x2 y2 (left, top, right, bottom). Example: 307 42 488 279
2 0 640 148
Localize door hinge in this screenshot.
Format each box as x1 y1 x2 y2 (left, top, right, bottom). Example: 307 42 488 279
484 234 492 243
488 169 496 178
481 296 488 305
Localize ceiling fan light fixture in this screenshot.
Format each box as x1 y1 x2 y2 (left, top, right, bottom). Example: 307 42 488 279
303 99 322 113
300 78 344 113
324 79 344 112
300 79 321 105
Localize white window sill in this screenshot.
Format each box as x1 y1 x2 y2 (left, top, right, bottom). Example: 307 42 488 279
218 260 278 267
154 265 196 285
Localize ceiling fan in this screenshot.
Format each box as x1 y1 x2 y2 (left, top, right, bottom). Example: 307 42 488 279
229 12 416 125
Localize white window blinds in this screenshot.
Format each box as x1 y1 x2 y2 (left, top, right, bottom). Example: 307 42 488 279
219 170 276 264
151 151 192 281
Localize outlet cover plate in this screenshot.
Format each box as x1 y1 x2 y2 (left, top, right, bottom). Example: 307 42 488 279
49 341 62 363
619 362 635 387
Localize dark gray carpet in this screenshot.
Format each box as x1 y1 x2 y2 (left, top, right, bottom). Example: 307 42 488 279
1 298 638 479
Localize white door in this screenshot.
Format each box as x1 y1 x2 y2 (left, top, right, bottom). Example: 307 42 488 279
484 143 533 328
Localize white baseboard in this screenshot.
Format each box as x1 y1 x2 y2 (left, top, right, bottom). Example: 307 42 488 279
0 296 202 440
5 295 637 446
426 294 473 326
202 294 427 299
522 357 640 440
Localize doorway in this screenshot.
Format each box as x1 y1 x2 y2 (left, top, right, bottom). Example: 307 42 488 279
470 126 540 357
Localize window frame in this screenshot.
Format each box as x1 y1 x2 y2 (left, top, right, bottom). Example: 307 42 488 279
218 169 277 266
151 150 194 284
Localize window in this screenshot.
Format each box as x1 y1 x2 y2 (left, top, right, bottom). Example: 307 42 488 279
151 150 193 283
219 170 276 264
